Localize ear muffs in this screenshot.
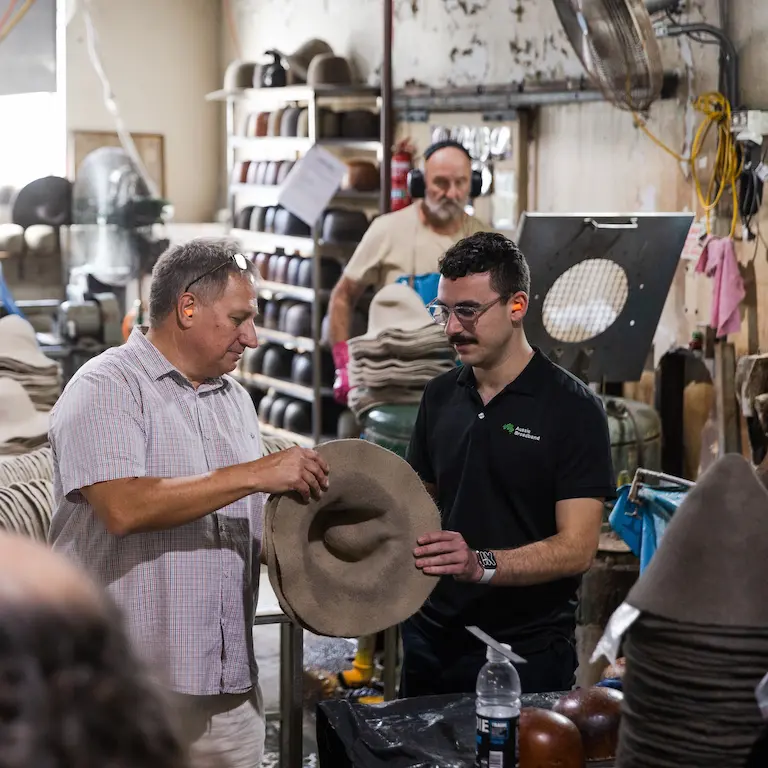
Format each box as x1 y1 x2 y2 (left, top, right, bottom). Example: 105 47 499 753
406 167 483 200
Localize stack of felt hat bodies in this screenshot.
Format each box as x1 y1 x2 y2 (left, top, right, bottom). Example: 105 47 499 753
0 378 51 456
263 439 440 637
0 445 55 541
609 454 768 767
347 283 455 417
0 315 61 411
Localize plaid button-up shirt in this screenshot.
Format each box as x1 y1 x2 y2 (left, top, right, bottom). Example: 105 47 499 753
48 328 265 696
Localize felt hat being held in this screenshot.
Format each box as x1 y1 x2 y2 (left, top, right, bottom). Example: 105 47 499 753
264 438 440 637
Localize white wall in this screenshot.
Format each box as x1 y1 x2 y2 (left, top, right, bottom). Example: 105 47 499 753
66 0 223 222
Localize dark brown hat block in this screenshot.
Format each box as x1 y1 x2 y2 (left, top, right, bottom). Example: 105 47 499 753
343 160 380 192
552 687 623 761
519 707 586 768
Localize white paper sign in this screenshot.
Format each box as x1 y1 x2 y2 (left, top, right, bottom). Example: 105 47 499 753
277 145 347 227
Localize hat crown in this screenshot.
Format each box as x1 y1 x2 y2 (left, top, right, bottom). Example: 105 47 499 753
0 315 55 370
0 314 36 347
366 283 433 337
316 502 390 560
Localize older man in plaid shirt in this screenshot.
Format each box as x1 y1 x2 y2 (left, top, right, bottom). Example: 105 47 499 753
48 239 329 768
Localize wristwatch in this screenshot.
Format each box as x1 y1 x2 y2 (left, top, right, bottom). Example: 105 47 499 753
476 550 497 584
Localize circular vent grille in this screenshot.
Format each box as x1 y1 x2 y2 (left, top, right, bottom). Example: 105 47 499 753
542 259 628 343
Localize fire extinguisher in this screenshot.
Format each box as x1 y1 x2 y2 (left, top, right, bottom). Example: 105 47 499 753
391 143 413 212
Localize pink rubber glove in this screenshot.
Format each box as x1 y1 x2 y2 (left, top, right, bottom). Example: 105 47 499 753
332 341 351 405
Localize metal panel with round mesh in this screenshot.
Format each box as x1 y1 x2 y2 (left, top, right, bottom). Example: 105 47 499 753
516 212 694 383
542 259 629 344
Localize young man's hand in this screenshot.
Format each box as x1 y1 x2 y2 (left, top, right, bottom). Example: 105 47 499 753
413 531 483 582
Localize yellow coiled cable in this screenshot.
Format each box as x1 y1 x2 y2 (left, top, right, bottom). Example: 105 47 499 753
633 92 742 238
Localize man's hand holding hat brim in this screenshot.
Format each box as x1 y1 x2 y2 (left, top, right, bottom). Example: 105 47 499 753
252 446 329 503
414 530 483 582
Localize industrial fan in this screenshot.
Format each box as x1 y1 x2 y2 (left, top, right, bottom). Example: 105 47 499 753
67 146 169 297
552 0 739 111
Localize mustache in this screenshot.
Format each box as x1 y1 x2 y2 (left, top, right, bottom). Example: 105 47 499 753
449 335 477 346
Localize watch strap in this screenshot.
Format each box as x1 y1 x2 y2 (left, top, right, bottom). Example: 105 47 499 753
478 567 495 584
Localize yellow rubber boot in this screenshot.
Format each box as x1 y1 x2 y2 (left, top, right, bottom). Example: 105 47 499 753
339 634 376 688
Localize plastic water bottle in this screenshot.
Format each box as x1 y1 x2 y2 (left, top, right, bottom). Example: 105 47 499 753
475 643 521 768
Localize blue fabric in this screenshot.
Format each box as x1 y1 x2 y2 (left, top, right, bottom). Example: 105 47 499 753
396 272 440 307
0 263 24 318
595 678 623 691
609 484 689 574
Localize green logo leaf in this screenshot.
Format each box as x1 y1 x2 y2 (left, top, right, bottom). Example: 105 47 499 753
503 423 515 434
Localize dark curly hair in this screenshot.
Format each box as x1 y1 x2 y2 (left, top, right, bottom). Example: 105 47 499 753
438 231 531 298
0 599 189 768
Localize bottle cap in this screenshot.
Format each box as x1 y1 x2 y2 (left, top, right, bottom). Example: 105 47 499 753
487 642 512 662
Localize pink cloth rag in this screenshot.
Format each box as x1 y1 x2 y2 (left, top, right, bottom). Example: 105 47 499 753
695 235 745 338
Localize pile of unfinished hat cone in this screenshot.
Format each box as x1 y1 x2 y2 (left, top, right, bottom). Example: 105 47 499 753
0 445 54 542
0 314 61 411
263 438 440 637
347 283 455 418
591 453 768 767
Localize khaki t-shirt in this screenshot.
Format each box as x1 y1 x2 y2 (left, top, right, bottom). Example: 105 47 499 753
343 203 490 291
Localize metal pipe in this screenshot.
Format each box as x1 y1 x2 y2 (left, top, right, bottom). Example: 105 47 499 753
628 467 695 503
309 90 322 447
279 621 304 768
664 23 739 106
380 0 393 214
718 0 732 105
393 73 680 114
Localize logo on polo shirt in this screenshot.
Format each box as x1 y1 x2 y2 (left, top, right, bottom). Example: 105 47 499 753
502 423 541 441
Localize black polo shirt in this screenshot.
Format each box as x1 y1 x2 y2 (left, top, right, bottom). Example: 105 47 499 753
406 348 615 652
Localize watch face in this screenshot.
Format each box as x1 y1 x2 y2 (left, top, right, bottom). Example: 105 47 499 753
477 550 497 568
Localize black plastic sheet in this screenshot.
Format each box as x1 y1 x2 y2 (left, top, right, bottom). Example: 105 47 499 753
316 691 565 768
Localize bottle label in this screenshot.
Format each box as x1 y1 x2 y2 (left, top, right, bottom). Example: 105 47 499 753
475 714 519 768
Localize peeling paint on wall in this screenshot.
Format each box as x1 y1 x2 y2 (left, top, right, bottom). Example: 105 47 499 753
228 0 732 90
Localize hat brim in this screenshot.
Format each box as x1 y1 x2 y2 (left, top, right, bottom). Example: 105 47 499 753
265 439 440 637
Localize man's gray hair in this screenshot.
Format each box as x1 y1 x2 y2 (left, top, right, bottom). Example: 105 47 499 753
148 237 258 327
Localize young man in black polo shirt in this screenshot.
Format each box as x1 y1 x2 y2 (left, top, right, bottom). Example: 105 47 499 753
403 230 615 696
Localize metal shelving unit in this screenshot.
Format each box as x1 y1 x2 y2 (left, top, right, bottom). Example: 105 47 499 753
208 83 388 447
